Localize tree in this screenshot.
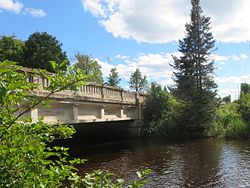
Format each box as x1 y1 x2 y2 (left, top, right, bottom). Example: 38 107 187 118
222 95 231 103
171 0 217 131
240 83 250 94
74 53 103 84
143 82 179 137
144 83 172 123
0 35 25 62
129 68 148 92
22 32 68 72
107 68 121 87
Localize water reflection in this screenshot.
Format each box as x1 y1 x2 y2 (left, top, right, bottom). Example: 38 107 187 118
72 139 250 187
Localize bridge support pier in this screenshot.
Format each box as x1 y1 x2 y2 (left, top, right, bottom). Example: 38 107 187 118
73 105 79 122
31 108 38 123
100 105 105 119
120 106 124 118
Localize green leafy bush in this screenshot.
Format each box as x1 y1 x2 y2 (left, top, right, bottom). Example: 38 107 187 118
143 83 180 137
208 103 246 138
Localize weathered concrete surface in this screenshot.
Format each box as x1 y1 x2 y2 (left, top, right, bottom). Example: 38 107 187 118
23 71 146 137
28 84 145 137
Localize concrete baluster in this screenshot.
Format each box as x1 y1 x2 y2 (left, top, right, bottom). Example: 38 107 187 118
121 89 124 101
101 85 106 98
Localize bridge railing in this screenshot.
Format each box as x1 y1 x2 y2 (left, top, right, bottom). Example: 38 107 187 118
78 83 137 103
22 68 146 104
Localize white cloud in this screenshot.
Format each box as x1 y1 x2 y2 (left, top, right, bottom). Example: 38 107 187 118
82 0 250 43
0 0 46 17
114 54 129 60
216 74 250 84
82 0 105 17
24 8 46 17
96 52 177 88
213 53 248 66
96 51 249 100
213 54 229 65
217 88 239 100
0 0 23 13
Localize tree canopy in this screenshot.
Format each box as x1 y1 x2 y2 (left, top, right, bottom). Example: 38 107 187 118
171 0 217 131
74 53 103 84
21 32 68 72
240 83 250 94
107 68 121 87
0 35 25 63
129 68 148 92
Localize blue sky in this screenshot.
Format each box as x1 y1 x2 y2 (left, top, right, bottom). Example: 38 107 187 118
1 0 250 99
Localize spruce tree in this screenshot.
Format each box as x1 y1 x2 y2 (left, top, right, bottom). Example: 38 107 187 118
171 0 217 131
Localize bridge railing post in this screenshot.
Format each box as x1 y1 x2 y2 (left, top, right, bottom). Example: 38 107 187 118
121 89 124 101
101 85 106 98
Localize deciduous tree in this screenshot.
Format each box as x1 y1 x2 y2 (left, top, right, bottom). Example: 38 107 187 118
240 83 250 94
0 35 25 63
22 32 68 72
74 53 103 84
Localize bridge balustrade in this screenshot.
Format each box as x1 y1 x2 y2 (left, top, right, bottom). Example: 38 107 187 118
24 69 146 104
20 68 146 130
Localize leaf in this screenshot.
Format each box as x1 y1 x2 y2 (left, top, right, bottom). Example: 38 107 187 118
49 61 58 71
59 59 68 69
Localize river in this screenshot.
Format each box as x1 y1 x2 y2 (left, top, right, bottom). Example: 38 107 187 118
70 138 250 187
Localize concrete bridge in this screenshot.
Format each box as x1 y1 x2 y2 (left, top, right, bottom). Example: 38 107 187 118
26 72 147 137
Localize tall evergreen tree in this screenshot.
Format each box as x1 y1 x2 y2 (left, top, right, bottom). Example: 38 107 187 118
107 68 121 87
171 0 217 131
129 68 148 92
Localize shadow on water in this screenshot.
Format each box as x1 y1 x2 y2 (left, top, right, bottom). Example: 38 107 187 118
54 124 250 187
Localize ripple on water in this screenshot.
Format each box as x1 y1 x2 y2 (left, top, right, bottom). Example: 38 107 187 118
75 139 250 187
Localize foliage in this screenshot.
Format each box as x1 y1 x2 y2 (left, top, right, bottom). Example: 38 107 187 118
144 83 172 123
222 95 231 104
21 32 69 72
208 102 246 138
0 35 25 62
0 60 150 187
171 0 217 132
106 68 121 87
237 93 250 123
70 169 151 188
129 68 148 92
240 83 250 94
74 53 103 84
143 83 180 137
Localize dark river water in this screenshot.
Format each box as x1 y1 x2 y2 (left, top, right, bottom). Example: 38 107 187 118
71 138 250 187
